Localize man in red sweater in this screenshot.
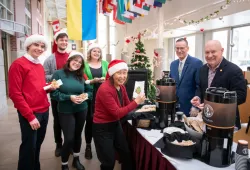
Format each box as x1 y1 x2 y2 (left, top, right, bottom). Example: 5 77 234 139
43 28 69 157
8 34 52 170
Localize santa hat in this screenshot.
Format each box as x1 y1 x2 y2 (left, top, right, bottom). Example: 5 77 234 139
106 59 128 80
87 43 101 53
54 28 68 40
24 34 48 51
68 51 84 60
52 28 68 53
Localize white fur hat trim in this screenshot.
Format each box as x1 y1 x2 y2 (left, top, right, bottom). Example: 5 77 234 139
24 34 48 51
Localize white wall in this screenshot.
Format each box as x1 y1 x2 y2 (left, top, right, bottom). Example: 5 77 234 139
0 49 7 118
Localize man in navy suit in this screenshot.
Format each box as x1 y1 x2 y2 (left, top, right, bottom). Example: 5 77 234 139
170 38 203 116
191 40 246 129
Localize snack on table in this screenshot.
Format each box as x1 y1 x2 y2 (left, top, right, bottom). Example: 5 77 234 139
172 140 195 146
183 115 204 133
135 105 156 113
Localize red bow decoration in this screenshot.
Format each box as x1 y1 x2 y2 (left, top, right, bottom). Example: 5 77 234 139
136 49 140 53
154 50 159 57
125 39 130 43
200 28 204 32
138 33 141 39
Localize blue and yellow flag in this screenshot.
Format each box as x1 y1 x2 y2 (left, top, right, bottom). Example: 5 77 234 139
67 0 96 40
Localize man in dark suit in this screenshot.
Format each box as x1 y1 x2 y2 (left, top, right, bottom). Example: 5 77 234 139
170 38 203 116
191 40 247 129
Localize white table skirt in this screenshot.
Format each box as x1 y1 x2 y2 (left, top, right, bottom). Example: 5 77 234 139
128 121 250 170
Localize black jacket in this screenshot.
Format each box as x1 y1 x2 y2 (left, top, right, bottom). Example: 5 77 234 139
196 58 247 129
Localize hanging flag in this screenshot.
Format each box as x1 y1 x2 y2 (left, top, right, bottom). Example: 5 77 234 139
117 0 132 23
67 0 96 40
52 20 60 33
155 0 166 3
145 0 154 6
142 3 150 11
128 0 149 15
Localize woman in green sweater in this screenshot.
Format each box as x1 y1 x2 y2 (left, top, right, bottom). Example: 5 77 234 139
51 51 92 170
83 43 108 159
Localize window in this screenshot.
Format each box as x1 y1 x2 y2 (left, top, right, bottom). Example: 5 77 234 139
37 22 42 34
25 15 31 26
6 0 11 9
7 11 12 20
231 26 250 71
0 5 5 19
25 0 31 12
37 0 41 12
212 30 228 58
20 40 24 50
174 35 196 60
25 14 31 35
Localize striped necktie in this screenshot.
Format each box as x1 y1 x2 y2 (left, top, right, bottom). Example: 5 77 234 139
179 61 183 78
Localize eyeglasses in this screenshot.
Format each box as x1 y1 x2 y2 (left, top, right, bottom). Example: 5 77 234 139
72 59 82 65
175 47 186 51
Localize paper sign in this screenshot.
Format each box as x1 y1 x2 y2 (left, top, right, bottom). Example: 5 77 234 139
132 81 145 98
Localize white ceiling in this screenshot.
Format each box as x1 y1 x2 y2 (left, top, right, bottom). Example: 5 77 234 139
44 0 250 37
45 0 66 20
126 0 250 37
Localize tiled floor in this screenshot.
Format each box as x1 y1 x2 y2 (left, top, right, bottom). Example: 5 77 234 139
0 99 121 170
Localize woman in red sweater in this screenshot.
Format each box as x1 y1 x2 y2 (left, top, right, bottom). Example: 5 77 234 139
8 34 53 170
93 60 146 170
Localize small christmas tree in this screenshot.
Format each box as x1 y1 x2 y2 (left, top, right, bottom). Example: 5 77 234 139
129 33 156 102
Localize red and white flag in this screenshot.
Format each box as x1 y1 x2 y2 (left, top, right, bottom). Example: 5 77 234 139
52 20 60 33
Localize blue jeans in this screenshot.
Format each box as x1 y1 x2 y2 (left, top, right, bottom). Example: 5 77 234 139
17 110 49 170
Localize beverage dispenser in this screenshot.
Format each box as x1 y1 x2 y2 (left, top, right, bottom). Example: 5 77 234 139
201 87 237 167
155 71 177 128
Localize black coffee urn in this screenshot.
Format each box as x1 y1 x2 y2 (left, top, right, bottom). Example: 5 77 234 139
201 87 237 167
155 71 177 128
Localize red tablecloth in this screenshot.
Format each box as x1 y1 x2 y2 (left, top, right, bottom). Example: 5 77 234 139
122 122 177 170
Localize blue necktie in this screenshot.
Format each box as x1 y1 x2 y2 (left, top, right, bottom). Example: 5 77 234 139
179 61 183 78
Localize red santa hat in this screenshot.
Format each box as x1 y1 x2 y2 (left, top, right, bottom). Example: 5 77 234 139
24 34 48 51
52 28 68 53
54 28 68 40
87 43 101 53
106 59 128 80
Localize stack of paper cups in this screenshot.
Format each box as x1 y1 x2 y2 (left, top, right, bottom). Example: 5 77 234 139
235 140 249 170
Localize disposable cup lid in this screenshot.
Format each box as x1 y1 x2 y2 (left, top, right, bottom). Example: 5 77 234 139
238 140 248 145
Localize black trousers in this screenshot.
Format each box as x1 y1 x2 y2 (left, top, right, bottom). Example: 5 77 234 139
59 110 87 162
51 99 63 144
93 121 134 170
84 83 99 144
84 100 93 144
17 110 49 170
